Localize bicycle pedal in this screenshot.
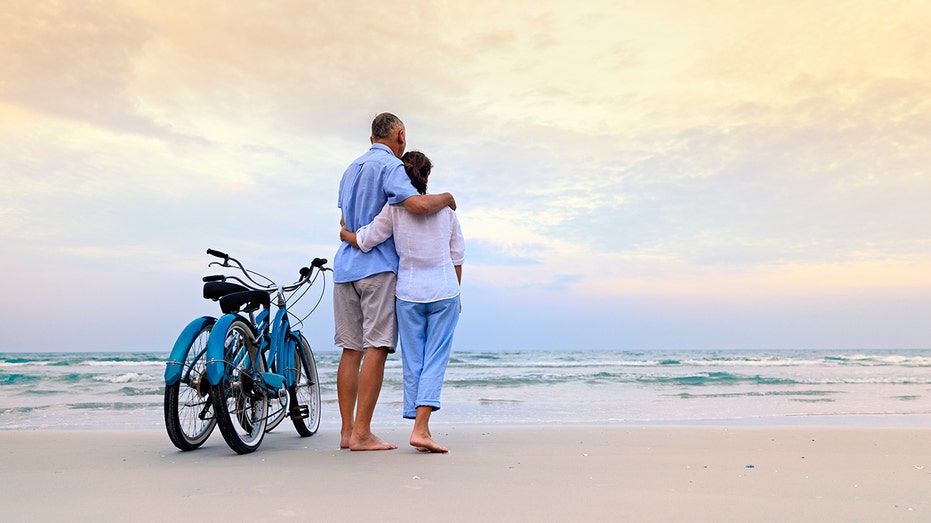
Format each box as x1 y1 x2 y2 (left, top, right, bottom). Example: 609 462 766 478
289 405 309 420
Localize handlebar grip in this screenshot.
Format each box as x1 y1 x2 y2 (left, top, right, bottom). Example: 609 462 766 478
206 248 229 260
203 275 226 282
299 258 328 278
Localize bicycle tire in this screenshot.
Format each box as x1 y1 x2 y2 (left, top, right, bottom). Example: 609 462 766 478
210 317 268 454
290 334 321 437
164 319 217 450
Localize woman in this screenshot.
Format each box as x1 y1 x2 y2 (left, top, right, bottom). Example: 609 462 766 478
340 151 464 453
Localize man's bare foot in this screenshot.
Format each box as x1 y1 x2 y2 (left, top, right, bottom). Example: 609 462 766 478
410 434 448 453
340 425 353 449
349 432 398 451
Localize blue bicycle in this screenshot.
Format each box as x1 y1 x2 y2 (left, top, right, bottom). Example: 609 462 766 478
163 249 327 453
202 249 328 454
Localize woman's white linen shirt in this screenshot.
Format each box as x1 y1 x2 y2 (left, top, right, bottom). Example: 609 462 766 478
355 203 464 303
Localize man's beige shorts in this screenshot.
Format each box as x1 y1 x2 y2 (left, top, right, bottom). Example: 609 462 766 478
333 271 398 352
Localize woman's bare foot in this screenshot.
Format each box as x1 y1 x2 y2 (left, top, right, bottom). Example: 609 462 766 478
340 428 352 449
349 431 398 451
410 433 448 453
413 428 432 452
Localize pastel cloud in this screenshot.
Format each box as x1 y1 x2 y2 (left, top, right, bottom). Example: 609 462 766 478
1 1 929 351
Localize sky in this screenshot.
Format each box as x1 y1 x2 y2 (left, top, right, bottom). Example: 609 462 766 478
2 1 930 352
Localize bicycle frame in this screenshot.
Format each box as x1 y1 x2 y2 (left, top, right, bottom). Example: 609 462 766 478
270 297 299 386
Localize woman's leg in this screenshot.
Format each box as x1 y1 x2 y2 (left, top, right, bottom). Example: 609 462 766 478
408 296 459 452
396 299 427 420
411 405 447 453
416 296 460 413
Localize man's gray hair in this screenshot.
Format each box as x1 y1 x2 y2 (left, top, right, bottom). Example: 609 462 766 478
371 112 404 140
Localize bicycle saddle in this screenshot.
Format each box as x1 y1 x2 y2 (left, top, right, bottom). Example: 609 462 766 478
219 290 270 314
203 281 249 301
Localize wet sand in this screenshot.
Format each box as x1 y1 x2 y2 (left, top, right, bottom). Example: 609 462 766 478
1 425 929 521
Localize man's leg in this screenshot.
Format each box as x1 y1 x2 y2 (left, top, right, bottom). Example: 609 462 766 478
336 349 363 449
348 347 397 450
333 281 365 449
347 272 398 451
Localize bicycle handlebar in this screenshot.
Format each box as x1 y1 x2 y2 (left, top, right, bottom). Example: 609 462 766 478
206 248 229 261
205 248 329 295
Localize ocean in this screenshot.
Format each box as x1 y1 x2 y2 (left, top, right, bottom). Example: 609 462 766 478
2 349 930 431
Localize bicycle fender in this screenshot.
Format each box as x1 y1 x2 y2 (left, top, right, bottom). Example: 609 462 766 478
280 331 299 385
205 314 241 386
271 314 287 362
164 316 216 385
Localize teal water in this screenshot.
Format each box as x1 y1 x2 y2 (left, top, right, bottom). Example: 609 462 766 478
2 349 930 430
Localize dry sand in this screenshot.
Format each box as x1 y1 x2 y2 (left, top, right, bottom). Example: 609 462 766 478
1 425 929 522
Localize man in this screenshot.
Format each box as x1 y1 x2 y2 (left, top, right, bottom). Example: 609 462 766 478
334 113 455 451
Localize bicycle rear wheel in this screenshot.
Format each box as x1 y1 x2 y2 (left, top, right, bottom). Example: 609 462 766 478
210 318 268 454
164 320 216 450
290 334 321 437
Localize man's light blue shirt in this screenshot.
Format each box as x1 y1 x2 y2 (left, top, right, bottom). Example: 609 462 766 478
334 143 418 283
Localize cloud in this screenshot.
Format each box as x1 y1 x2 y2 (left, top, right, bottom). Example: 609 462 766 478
465 239 542 266
2 0 930 351
0 1 185 140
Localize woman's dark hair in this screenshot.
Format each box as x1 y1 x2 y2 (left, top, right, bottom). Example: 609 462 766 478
402 151 432 195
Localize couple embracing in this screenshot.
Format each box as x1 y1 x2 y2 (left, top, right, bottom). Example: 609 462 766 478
333 113 463 453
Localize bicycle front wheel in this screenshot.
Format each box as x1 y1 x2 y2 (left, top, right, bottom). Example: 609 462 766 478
290 334 321 437
164 320 216 450
210 318 268 454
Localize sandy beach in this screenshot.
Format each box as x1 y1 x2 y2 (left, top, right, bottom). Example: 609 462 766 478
1 425 928 522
